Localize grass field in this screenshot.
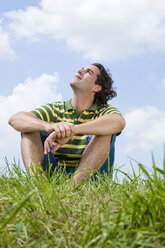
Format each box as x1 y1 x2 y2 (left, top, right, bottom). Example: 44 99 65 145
0 154 165 248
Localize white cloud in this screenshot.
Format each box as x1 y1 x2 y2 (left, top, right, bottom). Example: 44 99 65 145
0 21 15 58
122 105 165 152
4 0 165 61
0 73 61 171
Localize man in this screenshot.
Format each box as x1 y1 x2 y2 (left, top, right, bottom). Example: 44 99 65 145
8 63 125 183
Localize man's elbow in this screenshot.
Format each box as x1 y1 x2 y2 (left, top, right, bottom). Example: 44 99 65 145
120 116 126 131
8 111 25 128
115 115 126 132
8 114 16 127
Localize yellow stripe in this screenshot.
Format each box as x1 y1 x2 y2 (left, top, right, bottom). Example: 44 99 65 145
63 117 74 123
35 110 44 120
78 118 91 123
83 111 94 115
54 106 64 113
54 152 81 158
52 112 75 123
56 102 63 105
63 160 79 164
74 135 87 140
52 111 58 118
40 107 50 122
82 110 99 115
65 111 73 115
52 112 62 121
101 110 121 116
58 161 79 167
45 104 54 117
62 144 86 149
57 116 63 121
109 110 121 114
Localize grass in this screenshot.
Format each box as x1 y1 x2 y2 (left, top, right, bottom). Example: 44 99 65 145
0 153 165 248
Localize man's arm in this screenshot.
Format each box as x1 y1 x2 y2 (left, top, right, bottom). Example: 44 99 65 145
8 111 75 137
8 112 51 133
75 113 125 136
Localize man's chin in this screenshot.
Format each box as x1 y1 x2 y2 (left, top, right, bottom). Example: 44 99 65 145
70 81 79 87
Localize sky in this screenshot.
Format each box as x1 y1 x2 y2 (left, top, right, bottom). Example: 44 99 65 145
0 0 165 180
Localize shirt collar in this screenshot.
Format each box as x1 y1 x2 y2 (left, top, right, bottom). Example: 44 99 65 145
64 99 99 112
64 99 73 111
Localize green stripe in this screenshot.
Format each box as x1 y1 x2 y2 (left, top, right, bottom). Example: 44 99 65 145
67 138 86 146
57 147 85 154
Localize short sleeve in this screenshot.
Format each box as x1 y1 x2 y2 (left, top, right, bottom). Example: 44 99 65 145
31 103 56 123
98 105 121 117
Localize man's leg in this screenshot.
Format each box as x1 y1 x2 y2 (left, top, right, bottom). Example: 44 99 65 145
73 135 112 183
21 132 44 175
98 134 116 176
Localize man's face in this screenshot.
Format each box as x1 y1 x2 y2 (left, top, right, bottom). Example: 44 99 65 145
70 65 101 93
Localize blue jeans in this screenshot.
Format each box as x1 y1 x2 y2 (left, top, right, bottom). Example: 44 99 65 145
41 132 116 178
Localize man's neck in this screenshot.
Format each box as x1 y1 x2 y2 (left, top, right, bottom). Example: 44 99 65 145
71 93 94 115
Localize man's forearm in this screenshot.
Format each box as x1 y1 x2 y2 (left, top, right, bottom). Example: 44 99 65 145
75 114 125 136
8 112 50 133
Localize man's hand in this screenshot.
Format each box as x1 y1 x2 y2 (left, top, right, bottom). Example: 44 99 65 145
46 122 75 137
8 112 75 136
44 122 75 154
44 133 73 154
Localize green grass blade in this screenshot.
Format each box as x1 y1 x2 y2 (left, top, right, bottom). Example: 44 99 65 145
115 168 133 181
1 189 36 229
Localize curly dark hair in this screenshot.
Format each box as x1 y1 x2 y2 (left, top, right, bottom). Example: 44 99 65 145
92 63 117 106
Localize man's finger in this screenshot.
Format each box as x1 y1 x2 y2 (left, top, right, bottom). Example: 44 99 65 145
58 124 66 138
63 124 72 137
44 140 50 154
52 126 61 138
51 143 61 152
44 131 56 154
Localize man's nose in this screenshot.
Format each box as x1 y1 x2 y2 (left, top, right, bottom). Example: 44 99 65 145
78 68 84 75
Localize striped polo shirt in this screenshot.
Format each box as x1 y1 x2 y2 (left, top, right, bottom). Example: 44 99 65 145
31 99 121 167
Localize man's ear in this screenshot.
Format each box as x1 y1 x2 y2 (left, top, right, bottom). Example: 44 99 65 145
93 85 102 93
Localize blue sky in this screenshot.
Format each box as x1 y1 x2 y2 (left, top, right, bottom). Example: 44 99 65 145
0 0 165 180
